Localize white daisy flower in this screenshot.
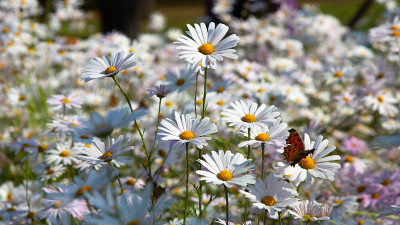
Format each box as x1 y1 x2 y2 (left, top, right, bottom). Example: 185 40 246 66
158 112 218 149
221 100 280 131
196 150 256 188
81 51 136 82
45 143 81 166
238 118 289 148
288 200 330 223
363 91 398 117
46 93 83 110
163 65 197 93
275 133 341 187
174 22 239 70
79 135 134 165
240 174 298 216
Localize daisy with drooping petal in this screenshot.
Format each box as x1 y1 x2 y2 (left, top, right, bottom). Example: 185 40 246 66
288 200 330 223
196 150 256 188
147 84 174 98
158 112 218 149
240 174 298 217
79 135 134 165
238 118 289 148
81 51 136 82
275 133 341 186
174 22 240 70
221 100 280 131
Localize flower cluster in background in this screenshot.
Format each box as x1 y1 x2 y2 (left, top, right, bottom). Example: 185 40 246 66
1 0 400 224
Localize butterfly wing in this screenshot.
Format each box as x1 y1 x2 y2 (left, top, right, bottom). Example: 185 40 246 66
282 145 297 162
289 149 315 167
283 128 313 166
286 128 305 151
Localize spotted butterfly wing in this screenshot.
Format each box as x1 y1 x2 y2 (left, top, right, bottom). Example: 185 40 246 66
282 128 314 167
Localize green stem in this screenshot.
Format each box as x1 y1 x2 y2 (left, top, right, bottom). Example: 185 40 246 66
278 212 283 225
184 143 190 225
261 143 265 179
198 67 208 216
112 75 154 181
150 98 162 151
111 75 133 112
263 211 267 225
198 148 203 216
224 185 229 225
243 127 251 222
201 67 208 118
62 104 66 119
109 162 124 194
194 72 199 117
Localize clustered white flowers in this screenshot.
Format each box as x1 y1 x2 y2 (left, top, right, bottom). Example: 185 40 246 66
1 0 399 225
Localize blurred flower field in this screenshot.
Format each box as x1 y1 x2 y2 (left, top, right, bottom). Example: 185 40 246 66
1 0 400 224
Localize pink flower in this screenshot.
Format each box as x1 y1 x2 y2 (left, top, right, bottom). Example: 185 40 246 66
342 137 366 155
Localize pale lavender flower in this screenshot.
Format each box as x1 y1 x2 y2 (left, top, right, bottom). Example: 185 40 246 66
147 84 174 98
47 93 83 110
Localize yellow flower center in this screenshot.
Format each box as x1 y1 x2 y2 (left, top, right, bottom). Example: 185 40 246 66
261 196 275 206
217 170 233 181
255 133 270 142
105 66 117 75
38 144 48 152
7 207 16 212
101 152 113 160
47 169 55 175
382 179 391 186
22 143 30 148
198 43 214 55
127 220 140 225
80 135 89 139
176 78 185 86
303 215 312 223
165 100 173 107
358 219 365 225
335 200 342 205
19 95 26 101
126 178 136 186
75 185 92 197
179 131 195 140
334 71 343 77
60 150 70 157
377 96 384 103
61 98 70 104
216 100 225 105
26 212 36 218
3 27 9 33
345 155 354 163
241 114 257 123
53 201 62 208
196 99 203 105
371 193 380 199
377 72 385 79
390 25 398 30
299 157 315 169
216 87 224 93
392 30 399 37
158 149 167 158
357 185 366 193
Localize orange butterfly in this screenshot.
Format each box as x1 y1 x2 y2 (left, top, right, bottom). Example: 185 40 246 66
282 128 314 167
